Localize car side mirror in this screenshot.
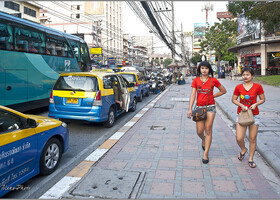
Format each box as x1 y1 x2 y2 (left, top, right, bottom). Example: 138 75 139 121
27 118 37 128
129 82 135 87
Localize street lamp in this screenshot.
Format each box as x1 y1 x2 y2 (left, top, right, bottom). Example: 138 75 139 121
102 38 113 65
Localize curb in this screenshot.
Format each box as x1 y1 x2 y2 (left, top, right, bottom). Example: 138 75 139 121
39 87 171 199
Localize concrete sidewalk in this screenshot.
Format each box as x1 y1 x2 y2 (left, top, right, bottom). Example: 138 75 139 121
42 80 280 199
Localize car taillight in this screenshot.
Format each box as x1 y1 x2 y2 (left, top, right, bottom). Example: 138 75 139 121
49 90 54 103
134 82 138 89
93 90 102 106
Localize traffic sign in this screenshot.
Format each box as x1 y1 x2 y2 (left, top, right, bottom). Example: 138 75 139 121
91 54 103 60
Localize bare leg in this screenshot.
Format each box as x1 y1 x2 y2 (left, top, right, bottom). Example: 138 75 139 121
196 120 205 148
248 124 258 162
236 123 248 159
203 112 215 160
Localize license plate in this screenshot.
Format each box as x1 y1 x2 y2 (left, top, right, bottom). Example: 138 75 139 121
67 98 78 104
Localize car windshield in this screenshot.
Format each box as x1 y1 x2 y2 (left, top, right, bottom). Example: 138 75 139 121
53 76 98 92
120 74 136 82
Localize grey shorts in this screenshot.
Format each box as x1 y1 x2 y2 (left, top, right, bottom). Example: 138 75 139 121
236 114 260 126
197 105 216 113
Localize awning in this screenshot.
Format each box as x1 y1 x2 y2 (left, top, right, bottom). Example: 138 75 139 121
228 42 260 53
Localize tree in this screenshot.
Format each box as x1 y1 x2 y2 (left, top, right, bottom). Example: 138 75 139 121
163 58 172 67
199 19 237 67
190 52 202 66
228 1 280 35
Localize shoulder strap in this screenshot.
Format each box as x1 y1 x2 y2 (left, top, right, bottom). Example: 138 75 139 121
206 77 213 106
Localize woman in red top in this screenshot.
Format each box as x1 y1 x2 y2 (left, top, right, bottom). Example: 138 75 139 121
232 67 265 168
187 61 227 164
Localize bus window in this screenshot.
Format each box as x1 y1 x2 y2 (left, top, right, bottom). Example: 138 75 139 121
15 27 45 53
69 40 80 61
81 42 91 71
0 21 13 50
46 35 69 57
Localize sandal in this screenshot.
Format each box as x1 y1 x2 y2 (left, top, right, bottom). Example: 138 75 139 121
238 148 247 161
248 161 257 168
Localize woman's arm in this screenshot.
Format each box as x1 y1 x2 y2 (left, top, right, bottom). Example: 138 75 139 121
213 85 227 98
250 93 265 110
187 87 196 118
232 94 248 111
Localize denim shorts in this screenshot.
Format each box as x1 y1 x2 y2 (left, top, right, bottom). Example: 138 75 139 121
236 114 260 126
197 105 216 113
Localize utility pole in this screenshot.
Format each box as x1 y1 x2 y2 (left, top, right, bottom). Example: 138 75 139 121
201 2 213 23
172 1 175 65
181 23 186 66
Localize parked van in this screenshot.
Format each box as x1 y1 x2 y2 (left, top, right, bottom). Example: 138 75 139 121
48 70 137 127
118 67 149 102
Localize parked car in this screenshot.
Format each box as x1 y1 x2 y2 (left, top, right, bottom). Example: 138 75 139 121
0 105 69 197
118 71 149 102
49 70 137 127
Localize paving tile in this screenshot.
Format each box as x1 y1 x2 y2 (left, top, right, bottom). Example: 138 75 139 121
107 161 127 170
160 151 178 159
182 169 203 179
114 152 134 160
154 170 176 180
210 167 232 177
158 160 177 168
212 180 238 193
163 145 179 151
209 158 227 166
182 181 206 194
150 182 174 195
132 161 152 169
120 146 138 153
241 178 257 190
183 144 199 150
142 146 159 153
182 159 201 167
146 139 161 145
138 153 156 159
165 138 180 144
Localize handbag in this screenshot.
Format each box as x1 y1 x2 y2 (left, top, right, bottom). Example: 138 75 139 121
238 109 255 126
192 77 212 122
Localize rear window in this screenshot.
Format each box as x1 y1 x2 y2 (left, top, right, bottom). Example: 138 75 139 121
53 76 98 92
120 74 136 82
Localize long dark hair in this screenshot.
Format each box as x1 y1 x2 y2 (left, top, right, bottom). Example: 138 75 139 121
197 61 214 77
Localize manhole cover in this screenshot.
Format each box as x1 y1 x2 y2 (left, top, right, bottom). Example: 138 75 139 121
151 126 166 130
171 97 189 102
71 168 144 198
153 104 174 109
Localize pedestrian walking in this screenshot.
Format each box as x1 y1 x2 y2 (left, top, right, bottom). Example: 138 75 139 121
187 61 227 164
232 67 265 168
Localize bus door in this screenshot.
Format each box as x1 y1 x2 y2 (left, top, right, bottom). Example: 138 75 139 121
5 69 28 105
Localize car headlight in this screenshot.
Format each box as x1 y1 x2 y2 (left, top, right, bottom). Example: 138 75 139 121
61 122 67 128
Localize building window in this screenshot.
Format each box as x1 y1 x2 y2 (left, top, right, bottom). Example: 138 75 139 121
77 5 80 10
24 7 36 17
76 14 80 19
4 1 20 11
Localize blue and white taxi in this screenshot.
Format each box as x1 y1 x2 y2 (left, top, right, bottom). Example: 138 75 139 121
0 105 69 197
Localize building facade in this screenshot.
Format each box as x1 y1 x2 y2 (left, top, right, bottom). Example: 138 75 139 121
0 1 40 23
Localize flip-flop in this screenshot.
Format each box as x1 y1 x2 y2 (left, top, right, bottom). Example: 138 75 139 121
248 161 257 168
238 148 248 161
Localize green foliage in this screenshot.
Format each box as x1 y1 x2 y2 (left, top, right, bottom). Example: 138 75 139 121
228 1 280 35
163 58 172 67
199 19 237 66
255 75 280 86
190 52 202 66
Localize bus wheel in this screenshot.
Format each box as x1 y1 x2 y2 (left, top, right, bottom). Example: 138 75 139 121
104 107 115 128
40 138 62 175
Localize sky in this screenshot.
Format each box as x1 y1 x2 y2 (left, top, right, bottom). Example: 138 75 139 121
123 1 229 54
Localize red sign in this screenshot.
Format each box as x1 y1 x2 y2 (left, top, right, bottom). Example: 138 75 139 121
122 61 126 66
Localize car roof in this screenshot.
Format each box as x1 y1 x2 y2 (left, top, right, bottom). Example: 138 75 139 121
59 71 116 78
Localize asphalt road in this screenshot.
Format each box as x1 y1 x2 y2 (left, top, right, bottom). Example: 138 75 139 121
3 91 159 198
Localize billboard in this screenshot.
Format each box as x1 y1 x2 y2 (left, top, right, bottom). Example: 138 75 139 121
237 14 261 45
90 47 102 54
193 23 213 48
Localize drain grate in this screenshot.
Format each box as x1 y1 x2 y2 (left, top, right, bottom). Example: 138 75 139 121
71 168 145 198
153 104 174 109
171 97 189 102
151 126 166 130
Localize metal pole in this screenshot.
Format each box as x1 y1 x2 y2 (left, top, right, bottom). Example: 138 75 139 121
172 1 175 64
181 23 186 66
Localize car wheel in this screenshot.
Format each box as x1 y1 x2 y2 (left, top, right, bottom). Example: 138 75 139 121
104 107 115 128
138 92 143 102
129 98 137 112
40 138 62 176
146 90 149 97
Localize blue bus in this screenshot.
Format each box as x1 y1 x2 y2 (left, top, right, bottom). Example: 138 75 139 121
0 12 91 111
